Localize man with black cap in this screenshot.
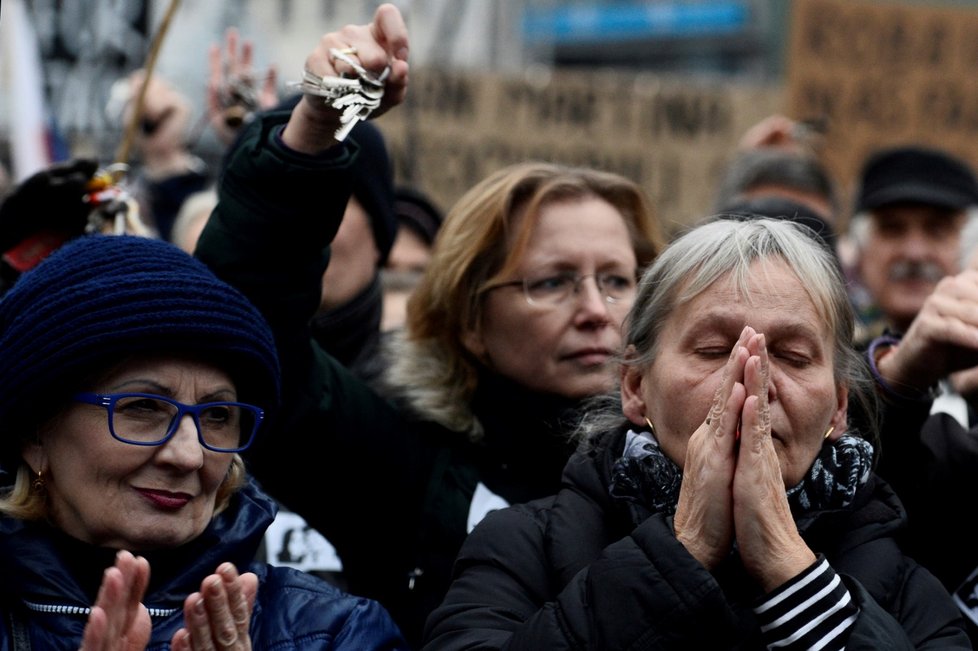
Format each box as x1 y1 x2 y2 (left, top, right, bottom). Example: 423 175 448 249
849 145 978 344
855 146 978 643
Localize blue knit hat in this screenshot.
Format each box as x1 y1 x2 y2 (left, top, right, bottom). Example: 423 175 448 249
0 235 280 462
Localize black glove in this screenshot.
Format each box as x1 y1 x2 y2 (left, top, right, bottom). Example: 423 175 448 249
0 158 99 252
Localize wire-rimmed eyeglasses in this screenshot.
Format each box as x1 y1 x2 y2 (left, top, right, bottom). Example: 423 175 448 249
483 271 637 307
73 392 264 453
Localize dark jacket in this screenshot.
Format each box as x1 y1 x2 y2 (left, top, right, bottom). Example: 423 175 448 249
195 111 580 648
424 427 970 650
0 478 407 650
875 392 978 643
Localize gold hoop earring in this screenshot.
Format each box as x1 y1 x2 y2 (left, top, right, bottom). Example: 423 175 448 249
823 426 835 440
31 469 46 492
644 417 655 434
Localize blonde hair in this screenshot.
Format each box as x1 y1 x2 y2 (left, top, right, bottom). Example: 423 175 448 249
387 162 665 436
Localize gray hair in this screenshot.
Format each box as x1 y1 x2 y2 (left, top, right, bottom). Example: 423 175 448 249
713 149 839 216
579 218 878 449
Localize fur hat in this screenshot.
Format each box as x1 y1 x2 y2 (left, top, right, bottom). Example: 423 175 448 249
0 234 280 462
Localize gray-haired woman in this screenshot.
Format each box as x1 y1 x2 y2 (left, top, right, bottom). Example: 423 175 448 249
424 218 969 650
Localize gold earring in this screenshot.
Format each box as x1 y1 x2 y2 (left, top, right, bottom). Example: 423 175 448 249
31 469 45 492
644 417 655 434
823 426 835 440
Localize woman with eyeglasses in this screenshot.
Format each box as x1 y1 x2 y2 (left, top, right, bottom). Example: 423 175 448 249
193 4 665 647
0 235 407 650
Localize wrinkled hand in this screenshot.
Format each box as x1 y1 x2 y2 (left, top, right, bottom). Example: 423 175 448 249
207 28 280 146
732 332 816 592
170 563 258 651
675 326 816 589
674 327 750 570
282 3 409 154
79 551 151 651
737 114 819 154
877 270 978 394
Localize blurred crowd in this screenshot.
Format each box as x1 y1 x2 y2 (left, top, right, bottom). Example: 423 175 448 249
3 4 978 650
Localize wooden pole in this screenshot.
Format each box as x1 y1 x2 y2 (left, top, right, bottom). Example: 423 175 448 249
114 0 182 165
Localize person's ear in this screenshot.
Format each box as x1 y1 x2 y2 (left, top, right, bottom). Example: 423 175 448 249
461 324 487 362
620 346 648 427
22 436 47 476
827 384 849 441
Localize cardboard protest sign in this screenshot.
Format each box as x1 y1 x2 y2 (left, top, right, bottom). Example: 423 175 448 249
375 67 782 234
787 0 978 212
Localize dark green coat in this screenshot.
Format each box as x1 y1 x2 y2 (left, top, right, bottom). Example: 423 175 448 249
196 111 579 648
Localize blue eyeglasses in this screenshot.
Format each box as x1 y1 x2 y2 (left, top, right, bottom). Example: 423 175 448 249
73 392 264 453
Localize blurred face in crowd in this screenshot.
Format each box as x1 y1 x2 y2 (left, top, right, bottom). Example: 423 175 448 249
24 356 237 550
320 196 380 312
623 257 848 488
387 227 432 274
464 196 638 399
858 202 966 331
382 227 433 331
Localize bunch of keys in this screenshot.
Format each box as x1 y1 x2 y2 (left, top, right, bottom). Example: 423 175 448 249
290 48 390 141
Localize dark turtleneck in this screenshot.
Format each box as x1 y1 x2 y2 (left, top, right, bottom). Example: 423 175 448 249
469 367 583 505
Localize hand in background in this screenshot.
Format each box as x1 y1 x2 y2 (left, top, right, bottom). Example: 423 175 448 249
207 28 280 146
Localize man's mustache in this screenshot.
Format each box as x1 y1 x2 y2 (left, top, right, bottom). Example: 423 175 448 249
888 260 946 283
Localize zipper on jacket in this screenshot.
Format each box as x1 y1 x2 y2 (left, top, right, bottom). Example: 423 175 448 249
407 567 424 590
24 600 179 618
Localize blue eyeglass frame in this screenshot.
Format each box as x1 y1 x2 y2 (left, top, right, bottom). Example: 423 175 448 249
73 392 264 453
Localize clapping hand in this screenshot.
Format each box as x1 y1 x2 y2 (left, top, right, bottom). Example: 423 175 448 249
79 551 151 651
171 563 258 651
80 556 257 651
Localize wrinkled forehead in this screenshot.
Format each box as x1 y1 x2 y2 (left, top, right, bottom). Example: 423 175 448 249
676 257 833 332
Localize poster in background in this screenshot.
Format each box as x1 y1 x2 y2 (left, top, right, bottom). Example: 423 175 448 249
787 0 978 214
376 68 783 234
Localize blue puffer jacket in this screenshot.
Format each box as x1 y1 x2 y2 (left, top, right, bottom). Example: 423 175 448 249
0 478 408 650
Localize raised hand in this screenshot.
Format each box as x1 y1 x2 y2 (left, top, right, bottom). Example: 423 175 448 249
878 269 978 395
207 27 280 146
673 326 751 570
170 563 258 651
736 114 822 154
732 332 816 592
79 551 151 651
282 3 409 154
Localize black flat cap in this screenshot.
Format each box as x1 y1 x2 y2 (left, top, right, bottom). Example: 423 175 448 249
856 146 978 212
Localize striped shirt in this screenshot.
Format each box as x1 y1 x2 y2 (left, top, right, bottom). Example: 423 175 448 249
754 556 859 650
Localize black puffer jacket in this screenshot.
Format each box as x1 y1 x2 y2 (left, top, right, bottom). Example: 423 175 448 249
874 393 978 644
424 427 970 650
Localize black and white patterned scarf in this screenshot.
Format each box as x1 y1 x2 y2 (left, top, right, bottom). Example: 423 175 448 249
609 429 874 516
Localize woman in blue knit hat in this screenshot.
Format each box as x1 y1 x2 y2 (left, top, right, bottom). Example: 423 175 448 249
0 234 407 650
